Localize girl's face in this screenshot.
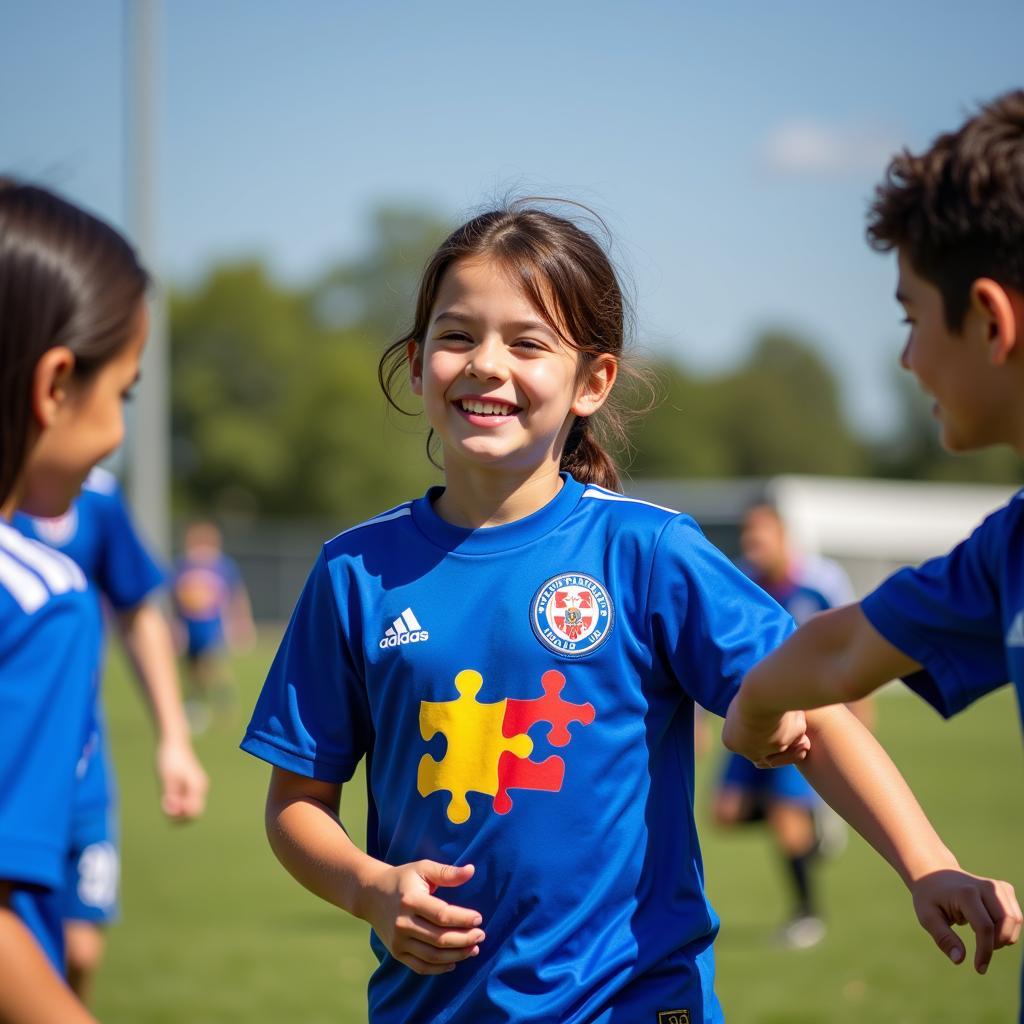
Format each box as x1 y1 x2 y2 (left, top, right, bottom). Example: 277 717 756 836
17 301 148 517
409 258 614 480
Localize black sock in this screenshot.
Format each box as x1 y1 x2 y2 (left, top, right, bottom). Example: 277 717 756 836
785 848 818 919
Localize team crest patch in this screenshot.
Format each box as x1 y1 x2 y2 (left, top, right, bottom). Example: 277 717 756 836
531 573 613 657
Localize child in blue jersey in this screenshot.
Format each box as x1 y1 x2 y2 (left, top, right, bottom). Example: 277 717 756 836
243 201 1019 1023
173 519 255 729
726 88 1024 1016
0 179 149 1022
13 465 208 1003
713 502 860 949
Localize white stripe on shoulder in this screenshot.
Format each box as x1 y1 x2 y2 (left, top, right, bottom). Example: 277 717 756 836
83 466 118 495
0 548 50 614
330 504 413 542
0 523 86 593
581 486 679 515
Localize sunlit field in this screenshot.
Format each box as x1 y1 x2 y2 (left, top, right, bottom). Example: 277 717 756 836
94 636 1023 1023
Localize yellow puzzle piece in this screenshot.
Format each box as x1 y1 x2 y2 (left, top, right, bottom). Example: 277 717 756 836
418 669 533 824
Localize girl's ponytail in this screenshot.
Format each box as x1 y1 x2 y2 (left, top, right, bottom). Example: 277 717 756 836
561 417 620 491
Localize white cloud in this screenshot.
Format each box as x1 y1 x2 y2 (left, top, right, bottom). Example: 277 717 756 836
762 119 901 177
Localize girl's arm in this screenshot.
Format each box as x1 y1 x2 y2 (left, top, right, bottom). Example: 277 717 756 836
799 704 1022 972
265 766 486 975
116 602 209 820
0 884 96 1024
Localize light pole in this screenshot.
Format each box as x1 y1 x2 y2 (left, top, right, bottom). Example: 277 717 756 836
124 0 170 558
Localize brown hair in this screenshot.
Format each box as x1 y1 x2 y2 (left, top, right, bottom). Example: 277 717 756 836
867 89 1024 329
0 180 149 506
379 199 642 491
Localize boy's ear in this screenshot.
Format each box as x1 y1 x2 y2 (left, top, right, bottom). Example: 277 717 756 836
971 278 1020 366
571 354 618 418
407 339 423 396
32 347 76 428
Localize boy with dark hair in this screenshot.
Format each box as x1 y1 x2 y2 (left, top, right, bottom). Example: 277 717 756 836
724 88 1024 1004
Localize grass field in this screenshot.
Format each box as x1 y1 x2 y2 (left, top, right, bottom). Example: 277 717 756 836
92 636 1023 1023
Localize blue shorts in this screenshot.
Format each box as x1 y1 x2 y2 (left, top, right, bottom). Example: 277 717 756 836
185 618 225 659
720 753 818 806
63 801 119 925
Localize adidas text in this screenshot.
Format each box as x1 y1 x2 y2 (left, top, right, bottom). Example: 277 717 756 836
379 630 429 649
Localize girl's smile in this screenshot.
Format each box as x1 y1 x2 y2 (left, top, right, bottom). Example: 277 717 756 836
410 257 592 479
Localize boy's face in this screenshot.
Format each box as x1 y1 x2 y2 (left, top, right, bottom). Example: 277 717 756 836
895 250 1017 453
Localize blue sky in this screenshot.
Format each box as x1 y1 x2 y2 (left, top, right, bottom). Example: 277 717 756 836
4 0 1022 437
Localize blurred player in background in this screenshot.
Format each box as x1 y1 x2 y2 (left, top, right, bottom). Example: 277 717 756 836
13 465 208 1003
712 502 864 949
173 520 255 731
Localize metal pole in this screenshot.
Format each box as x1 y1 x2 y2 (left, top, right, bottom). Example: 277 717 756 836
125 0 170 559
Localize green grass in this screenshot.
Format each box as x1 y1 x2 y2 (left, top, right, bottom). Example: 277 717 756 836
93 637 1023 1022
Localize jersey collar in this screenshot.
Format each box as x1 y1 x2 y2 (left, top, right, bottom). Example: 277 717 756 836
410 473 585 555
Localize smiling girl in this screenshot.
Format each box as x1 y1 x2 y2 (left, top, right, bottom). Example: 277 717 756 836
243 201 1018 1023
0 180 148 1023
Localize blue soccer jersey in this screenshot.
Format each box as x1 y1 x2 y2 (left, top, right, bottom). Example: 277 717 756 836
173 551 240 657
12 467 164 922
0 520 101 971
861 491 1024 723
243 474 795 1024
861 490 1024 1022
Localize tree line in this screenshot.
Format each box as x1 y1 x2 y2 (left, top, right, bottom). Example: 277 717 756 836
170 205 1022 526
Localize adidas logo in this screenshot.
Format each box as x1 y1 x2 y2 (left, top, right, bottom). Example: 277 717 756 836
379 607 429 649
1006 610 1024 647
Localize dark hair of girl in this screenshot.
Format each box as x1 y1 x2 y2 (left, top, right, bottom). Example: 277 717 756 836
0 180 149 506
379 198 647 491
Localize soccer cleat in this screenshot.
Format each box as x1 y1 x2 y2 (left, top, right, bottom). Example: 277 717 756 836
776 914 826 950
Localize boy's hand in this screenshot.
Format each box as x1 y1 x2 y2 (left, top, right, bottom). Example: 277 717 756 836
911 869 1022 973
362 861 485 975
722 693 810 768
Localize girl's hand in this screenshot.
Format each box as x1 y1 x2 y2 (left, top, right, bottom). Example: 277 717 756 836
156 738 209 820
722 693 810 768
911 869 1022 974
361 861 485 975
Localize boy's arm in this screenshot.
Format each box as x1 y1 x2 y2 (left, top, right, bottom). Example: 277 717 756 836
265 767 485 976
0 884 97 1024
723 604 919 763
799 704 1021 971
116 601 208 819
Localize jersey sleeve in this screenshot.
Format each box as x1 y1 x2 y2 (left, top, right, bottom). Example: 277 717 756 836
0 599 92 890
95 486 166 609
647 515 795 717
241 549 371 783
861 509 1009 718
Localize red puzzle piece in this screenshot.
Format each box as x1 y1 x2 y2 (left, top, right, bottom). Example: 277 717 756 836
493 751 564 815
502 669 596 747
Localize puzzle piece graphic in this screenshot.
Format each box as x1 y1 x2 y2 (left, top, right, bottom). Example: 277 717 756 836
418 669 532 824
501 669 596 747
493 750 564 815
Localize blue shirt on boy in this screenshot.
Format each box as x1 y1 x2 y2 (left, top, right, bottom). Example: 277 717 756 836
862 491 1024 726
0 520 101 971
861 490 1024 1022
243 474 795 1024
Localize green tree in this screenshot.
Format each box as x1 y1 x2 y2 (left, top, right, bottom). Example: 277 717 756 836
630 331 867 479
